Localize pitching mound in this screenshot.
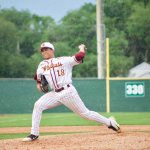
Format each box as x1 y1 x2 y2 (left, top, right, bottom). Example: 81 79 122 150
0 125 150 150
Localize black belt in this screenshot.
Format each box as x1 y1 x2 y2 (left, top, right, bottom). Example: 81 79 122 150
55 84 70 92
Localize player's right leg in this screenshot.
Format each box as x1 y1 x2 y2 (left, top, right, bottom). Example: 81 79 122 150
22 91 61 142
22 134 39 142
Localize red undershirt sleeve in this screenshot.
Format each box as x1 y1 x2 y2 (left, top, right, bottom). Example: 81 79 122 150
34 74 41 84
75 51 85 62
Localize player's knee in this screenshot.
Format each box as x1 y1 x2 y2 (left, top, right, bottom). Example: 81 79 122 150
34 101 43 110
79 110 91 119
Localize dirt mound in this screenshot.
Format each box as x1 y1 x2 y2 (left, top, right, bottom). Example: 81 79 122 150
0 125 150 150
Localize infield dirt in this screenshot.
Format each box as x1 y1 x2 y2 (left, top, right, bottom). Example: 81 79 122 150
0 125 150 150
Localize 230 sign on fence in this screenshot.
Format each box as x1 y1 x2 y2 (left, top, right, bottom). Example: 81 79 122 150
125 82 145 97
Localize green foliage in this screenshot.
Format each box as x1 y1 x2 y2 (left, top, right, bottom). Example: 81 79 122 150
110 30 128 55
26 52 42 76
0 7 32 30
134 0 150 7
105 0 132 31
110 55 133 77
0 17 18 53
109 30 134 76
126 3 150 64
0 1 149 77
3 54 31 77
54 42 74 56
104 0 134 77
20 31 41 57
61 3 96 53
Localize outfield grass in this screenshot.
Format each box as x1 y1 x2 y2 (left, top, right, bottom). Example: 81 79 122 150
0 112 150 128
0 112 149 140
0 132 87 140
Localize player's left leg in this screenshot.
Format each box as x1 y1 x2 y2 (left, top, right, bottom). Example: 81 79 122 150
61 85 120 133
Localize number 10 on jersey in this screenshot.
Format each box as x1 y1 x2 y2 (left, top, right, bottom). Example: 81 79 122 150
125 82 145 97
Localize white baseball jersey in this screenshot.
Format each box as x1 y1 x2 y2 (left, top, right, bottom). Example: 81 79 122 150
31 54 110 136
36 56 80 90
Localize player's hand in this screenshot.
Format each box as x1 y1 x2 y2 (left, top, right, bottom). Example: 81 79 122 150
78 44 87 53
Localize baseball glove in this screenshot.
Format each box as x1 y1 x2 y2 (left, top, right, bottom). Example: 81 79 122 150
40 75 49 93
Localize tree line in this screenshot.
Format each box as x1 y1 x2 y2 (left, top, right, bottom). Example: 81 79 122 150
0 0 150 78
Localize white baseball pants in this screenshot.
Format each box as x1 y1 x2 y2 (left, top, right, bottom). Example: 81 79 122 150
31 84 110 135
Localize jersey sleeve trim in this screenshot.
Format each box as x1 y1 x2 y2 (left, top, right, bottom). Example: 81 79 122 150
34 73 41 84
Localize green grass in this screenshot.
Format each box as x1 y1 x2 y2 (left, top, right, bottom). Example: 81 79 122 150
0 112 150 140
0 112 150 128
0 132 86 140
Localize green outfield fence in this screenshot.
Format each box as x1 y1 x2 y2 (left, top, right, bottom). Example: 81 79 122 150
0 78 150 114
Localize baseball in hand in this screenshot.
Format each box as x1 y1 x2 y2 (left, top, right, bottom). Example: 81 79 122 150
78 44 87 52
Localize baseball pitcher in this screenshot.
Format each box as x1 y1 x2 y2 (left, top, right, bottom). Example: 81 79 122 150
23 42 121 142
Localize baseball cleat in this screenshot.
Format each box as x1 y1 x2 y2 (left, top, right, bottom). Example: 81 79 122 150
22 134 39 142
108 116 121 133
